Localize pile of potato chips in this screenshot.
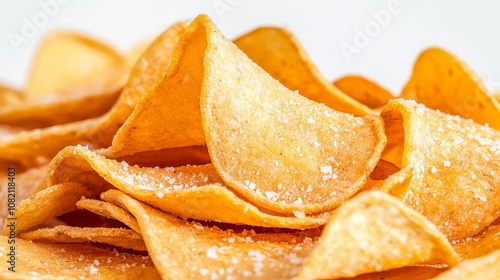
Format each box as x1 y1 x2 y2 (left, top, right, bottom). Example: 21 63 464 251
1 14 499 279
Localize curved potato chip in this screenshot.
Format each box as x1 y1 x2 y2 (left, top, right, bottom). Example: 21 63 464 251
401 47 500 130
48 145 330 228
27 32 126 98
453 221 500 260
201 17 386 214
3 183 95 235
381 99 500 240
0 87 121 130
0 236 160 279
100 189 319 279
77 198 141 233
0 21 189 169
333 75 393 109
431 249 500 279
19 226 147 251
234 27 373 116
296 191 458 279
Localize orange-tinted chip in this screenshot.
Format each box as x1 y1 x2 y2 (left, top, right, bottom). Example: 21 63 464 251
297 191 458 279
401 47 500 129
381 99 500 240
453 220 500 260
234 27 373 116
100 189 320 279
47 145 329 228
19 226 147 251
333 75 393 109
27 32 126 99
0 236 160 279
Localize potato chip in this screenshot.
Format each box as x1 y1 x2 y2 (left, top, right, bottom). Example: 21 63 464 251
453 220 500 260
47 145 329 228
430 249 500 279
381 99 500 240
296 191 459 279
19 226 147 251
3 183 94 235
201 17 386 214
401 47 500 130
333 75 393 109
99 189 319 279
0 236 160 279
27 32 126 98
0 21 189 169
234 27 373 116
77 198 141 233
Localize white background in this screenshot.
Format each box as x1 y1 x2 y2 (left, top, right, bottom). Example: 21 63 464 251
1 0 500 94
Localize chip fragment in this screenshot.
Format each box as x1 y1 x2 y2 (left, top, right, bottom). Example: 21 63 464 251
296 191 459 279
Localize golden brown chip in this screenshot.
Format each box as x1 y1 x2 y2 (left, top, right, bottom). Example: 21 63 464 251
0 236 160 279
381 99 500 240
3 183 95 235
100 189 319 279
48 145 329 228
201 16 386 214
296 191 459 279
234 27 373 116
19 226 146 251
333 75 394 109
430 249 500 279
0 21 189 169
401 47 500 129
27 32 126 98
453 221 500 260
77 198 141 233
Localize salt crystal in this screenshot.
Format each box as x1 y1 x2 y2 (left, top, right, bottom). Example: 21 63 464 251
307 118 315 124
206 247 218 259
320 166 332 174
443 160 451 167
293 211 305 219
431 166 437 173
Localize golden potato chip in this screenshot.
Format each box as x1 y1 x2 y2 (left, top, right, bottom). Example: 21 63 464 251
0 236 160 279
296 191 459 279
0 87 121 130
27 32 126 98
234 27 373 116
430 249 500 279
19 226 147 251
381 99 500 240
100 189 319 279
3 183 94 235
127 39 152 67
201 17 386 214
333 75 394 109
453 220 500 260
401 47 500 130
47 145 329 228
0 21 189 169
